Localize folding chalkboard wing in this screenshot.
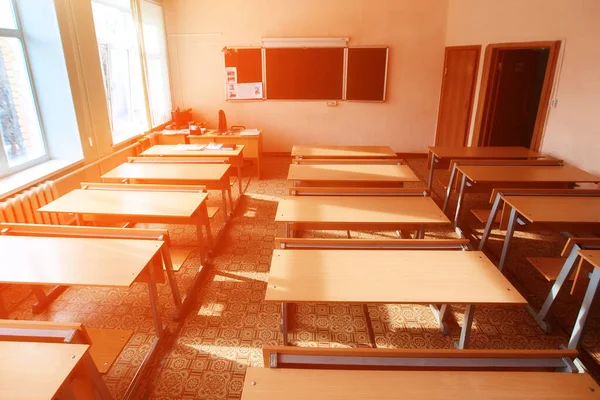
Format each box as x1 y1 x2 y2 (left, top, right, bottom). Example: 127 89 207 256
346 47 389 101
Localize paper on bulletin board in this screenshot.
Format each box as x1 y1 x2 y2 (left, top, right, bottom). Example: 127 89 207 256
225 67 237 83
227 82 263 100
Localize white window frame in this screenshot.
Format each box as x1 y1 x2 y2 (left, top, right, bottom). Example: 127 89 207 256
91 0 172 146
0 0 49 178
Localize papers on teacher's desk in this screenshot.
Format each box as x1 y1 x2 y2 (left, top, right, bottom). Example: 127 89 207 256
240 128 260 136
204 142 224 150
175 144 206 150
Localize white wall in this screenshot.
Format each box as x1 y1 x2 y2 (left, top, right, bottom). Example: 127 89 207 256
163 0 448 152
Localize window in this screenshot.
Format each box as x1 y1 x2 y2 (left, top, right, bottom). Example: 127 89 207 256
141 0 172 127
0 0 48 176
91 0 172 144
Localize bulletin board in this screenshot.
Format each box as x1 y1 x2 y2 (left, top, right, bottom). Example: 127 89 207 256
224 48 264 100
265 48 345 100
346 47 389 101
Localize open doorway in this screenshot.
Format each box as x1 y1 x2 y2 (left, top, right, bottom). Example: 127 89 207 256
472 41 561 151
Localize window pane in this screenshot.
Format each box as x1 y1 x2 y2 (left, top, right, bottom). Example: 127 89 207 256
141 1 172 127
91 0 148 143
0 0 17 30
0 37 46 168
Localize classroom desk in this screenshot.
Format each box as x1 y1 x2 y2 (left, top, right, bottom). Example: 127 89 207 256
0 235 164 398
427 146 542 189
480 195 600 272
287 164 419 187
140 144 245 193
189 129 263 179
0 342 113 400
241 368 600 400
266 250 526 348
102 162 233 221
447 165 600 228
291 145 397 159
38 188 211 247
275 196 449 237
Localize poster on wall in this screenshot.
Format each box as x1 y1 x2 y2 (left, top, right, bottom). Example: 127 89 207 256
226 82 263 100
225 67 237 83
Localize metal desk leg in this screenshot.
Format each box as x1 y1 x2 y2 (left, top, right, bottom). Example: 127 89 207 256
442 163 459 213
427 153 437 189
58 383 77 400
497 207 519 272
456 304 475 349
148 257 165 339
220 186 229 222
124 261 165 399
452 174 469 229
478 192 503 251
160 247 183 312
227 187 234 212
431 304 451 335
363 304 377 348
417 226 426 239
281 302 289 346
81 352 114 400
529 247 581 333
200 202 214 250
567 268 600 349
31 285 67 314
236 155 243 194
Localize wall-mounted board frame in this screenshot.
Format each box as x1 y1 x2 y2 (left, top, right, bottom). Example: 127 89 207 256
222 41 389 102
223 47 264 101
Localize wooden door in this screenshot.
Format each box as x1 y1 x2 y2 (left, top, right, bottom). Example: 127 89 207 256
434 46 480 147
485 49 549 147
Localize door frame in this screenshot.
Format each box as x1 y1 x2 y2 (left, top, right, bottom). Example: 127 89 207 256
434 45 481 146
471 40 561 151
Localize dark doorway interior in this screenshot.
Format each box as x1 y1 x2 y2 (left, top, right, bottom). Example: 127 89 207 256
483 48 549 148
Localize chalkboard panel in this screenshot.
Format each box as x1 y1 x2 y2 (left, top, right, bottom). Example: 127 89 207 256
346 47 388 101
265 48 344 100
224 48 262 83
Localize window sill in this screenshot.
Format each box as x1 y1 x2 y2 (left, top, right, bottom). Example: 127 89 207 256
112 133 144 148
0 159 82 200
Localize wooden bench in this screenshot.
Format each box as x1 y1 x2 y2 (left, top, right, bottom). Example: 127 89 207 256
267 240 526 348
261 345 579 371
274 238 470 250
291 145 397 160
128 156 229 164
241 347 595 400
287 163 420 188
292 158 403 165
